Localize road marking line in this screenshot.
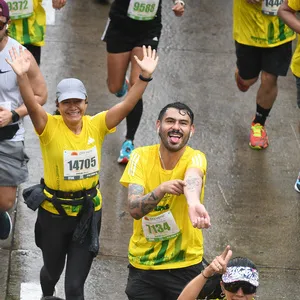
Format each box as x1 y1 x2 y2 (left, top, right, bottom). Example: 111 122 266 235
20 282 42 300
42 0 56 25
217 181 230 206
290 122 300 151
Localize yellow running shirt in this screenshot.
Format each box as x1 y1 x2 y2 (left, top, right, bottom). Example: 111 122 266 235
288 0 300 77
39 111 115 216
233 0 295 47
120 145 207 270
8 0 46 46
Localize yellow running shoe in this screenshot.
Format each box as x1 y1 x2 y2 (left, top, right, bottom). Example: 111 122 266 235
249 123 269 150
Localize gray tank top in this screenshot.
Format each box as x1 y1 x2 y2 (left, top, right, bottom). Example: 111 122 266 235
0 37 26 141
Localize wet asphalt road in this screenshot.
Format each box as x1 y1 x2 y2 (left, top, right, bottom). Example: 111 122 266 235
1 0 300 299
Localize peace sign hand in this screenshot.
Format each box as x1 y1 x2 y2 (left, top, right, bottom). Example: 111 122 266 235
6 46 31 76
134 45 159 78
203 245 233 278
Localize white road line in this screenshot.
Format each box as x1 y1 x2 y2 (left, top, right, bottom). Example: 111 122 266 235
217 181 230 206
20 282 42 300
290 122 300 151
42 0 56 25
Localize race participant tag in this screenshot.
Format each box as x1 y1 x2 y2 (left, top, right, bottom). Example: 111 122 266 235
262 0 283 16
6 0 34 20
142 211 180 242
63 146 99 180
0 102 11 110
127 0 159 21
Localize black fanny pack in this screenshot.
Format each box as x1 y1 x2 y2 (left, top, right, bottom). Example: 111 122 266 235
22 179 46 211
0 124 19 141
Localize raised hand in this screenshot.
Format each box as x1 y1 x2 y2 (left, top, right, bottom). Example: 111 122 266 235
6 46 30 76
52 0 66 9
188 203 210 229
172 2 185 17
209 245 233 275
134 45 159 77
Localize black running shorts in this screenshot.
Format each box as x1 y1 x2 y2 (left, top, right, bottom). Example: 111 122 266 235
102 19 162 53
235 40 292 80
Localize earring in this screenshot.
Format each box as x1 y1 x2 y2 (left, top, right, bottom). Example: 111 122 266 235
157 127 160 134
6 24 8 29
189 132 193 138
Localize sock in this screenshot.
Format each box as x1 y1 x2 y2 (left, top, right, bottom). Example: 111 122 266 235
253 104 271 126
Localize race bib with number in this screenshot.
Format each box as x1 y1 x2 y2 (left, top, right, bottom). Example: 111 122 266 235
63 146 99 180
142 211 180 242
127 0 159 21
262 0 283 16
6 0 34 20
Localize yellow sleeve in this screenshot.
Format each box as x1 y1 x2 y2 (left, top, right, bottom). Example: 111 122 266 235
120 149 145 188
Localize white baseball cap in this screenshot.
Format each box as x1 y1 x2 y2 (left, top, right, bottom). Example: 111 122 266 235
56 78 87 103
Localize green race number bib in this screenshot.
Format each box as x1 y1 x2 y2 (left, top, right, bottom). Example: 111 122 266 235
6 0 33 20
262 0 283 16
142 211 180 242
127 0 159 21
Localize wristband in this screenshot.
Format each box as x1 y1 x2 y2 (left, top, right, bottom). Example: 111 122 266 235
175 0 185 7
139 74 153 82
11 110 20 123
201 270 213 279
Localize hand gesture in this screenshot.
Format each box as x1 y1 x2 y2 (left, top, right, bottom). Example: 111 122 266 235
6 46 30 76
188 203 210 229
134 45 159 78
0 107 13 127
172 2 185 17
52 0 66 9
159 179 186 195
207 245 232 276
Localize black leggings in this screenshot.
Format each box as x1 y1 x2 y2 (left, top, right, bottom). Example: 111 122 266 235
126 99 143 141
35 207 102 300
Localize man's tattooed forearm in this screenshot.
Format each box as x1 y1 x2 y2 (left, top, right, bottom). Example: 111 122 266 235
128 186 161 218
185 176 201 192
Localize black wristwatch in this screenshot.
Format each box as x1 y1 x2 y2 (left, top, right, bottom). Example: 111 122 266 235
11 110 20 123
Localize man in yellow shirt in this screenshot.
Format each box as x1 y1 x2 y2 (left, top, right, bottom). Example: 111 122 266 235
278 0 300 193
233 0 295 150
120 102 211 299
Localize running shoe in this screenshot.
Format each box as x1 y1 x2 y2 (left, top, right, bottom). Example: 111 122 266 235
235 69 249 92
295 172 300 193
0 211 12 240
115 78 129 98
249 122 269 150
117 140 134 164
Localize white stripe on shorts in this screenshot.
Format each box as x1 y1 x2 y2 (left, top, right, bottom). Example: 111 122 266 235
101 18 111 41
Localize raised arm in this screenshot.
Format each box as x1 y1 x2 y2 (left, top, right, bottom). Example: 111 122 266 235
105 46 159 130
128 179 186 220
278 0 300 33
6 47 48 135
178 246 232 300
184 168 210 229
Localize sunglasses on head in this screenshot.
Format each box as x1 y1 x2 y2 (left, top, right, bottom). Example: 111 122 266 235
0 20 7 30
223 281 257 294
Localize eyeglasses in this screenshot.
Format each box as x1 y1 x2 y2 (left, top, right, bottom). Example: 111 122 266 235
0 20 7 31
223 281 257 294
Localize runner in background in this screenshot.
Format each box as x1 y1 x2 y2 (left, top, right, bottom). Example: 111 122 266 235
102 0 185 164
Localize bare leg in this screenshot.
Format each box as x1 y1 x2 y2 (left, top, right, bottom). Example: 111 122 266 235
106 51 131 94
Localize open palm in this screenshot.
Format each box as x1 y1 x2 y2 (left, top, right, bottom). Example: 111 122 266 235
134 45 159 76
6 46 31 76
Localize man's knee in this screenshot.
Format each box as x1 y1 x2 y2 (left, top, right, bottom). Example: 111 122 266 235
0 187 17 211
